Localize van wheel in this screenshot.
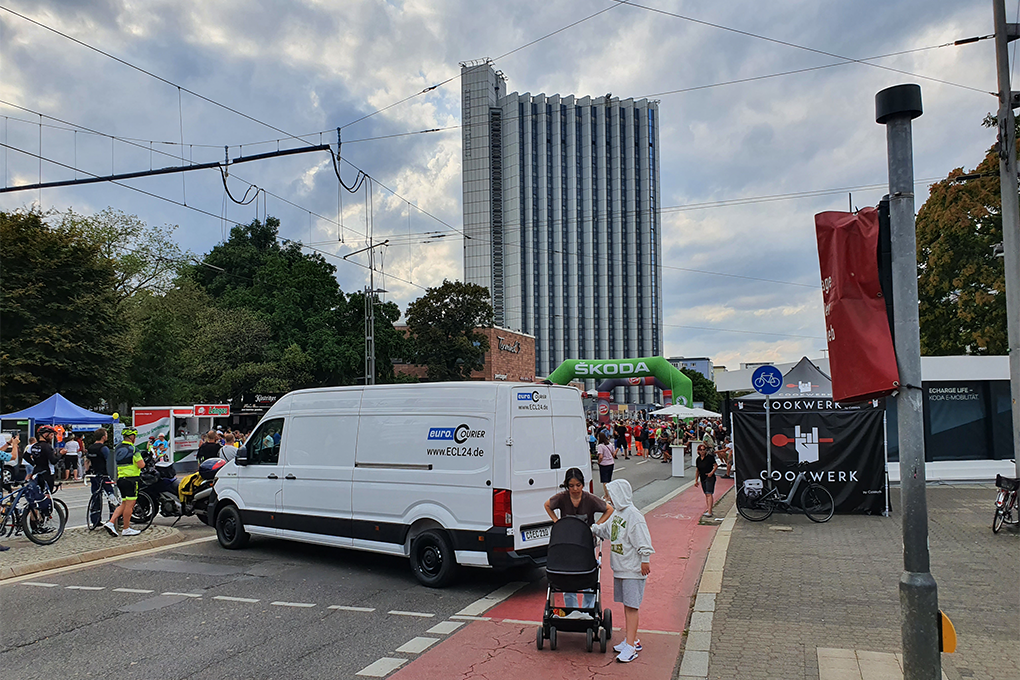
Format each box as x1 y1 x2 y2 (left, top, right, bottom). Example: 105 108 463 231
410 529 456 588
216 505 249 549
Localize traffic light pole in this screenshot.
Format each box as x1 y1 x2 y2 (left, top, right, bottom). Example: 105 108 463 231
876 84 941 680
992 0 1020 480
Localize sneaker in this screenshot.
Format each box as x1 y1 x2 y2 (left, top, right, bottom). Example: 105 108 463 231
614 640 642 652
616 644 638 663
702 512 713 517
103 522 118 537
121 528 141 537
0 545 9 552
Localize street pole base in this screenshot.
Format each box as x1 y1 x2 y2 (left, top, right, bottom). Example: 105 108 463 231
900 571 941 680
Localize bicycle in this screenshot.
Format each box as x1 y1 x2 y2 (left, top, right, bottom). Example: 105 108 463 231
736 461 835 523
753 372 781 390
992 474 1018 534
0 479 68 545
86 475 155 533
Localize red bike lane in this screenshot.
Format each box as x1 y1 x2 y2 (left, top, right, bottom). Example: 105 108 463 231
391 479 733 680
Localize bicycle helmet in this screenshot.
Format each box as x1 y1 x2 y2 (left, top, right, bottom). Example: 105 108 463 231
35 425 55 436
121 427 138 437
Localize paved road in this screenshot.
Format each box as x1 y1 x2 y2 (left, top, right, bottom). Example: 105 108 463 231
2 462 687 679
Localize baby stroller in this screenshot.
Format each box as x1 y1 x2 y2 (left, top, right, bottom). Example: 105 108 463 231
536 516 611 653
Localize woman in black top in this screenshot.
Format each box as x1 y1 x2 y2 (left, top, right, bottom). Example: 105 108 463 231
694 443 718 517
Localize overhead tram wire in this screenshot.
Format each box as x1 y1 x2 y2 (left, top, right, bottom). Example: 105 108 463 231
0 141 425 291
338 2 626 131
612 0 992 96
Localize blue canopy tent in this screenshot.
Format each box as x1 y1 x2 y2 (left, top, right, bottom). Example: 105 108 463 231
0 394 113 430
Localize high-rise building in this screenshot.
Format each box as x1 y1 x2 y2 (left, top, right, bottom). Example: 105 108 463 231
461 60 663 403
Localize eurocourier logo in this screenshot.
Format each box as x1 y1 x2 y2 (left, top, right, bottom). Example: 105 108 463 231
764 425 860 483
427 424 485 444
516 391 549 410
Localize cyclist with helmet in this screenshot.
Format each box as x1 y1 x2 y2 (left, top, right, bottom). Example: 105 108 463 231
103 428 145 537
28 426 60 494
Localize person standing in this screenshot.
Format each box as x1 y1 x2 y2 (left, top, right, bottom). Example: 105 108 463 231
694 443 718 517
596 432 615 485
28 426 60 493
153 433 169 463
62 434 81 482
219 433 238 462
104 428 145 537
196 431 222 463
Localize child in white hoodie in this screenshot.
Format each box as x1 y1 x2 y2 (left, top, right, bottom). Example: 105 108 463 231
592 478 655 663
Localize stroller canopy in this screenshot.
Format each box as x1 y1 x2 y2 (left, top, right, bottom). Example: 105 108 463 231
546 516 598 576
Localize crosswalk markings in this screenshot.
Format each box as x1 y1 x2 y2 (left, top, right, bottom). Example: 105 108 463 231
388 610 435 618
453 581 526 617
328 605 375 612
356 658 407 677
113 588 154 593
270 601 317 608
426 621 464 635
450 614 490 621
214 595 259 603
395 637 440 654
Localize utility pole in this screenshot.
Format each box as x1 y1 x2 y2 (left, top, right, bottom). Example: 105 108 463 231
876 84 941 680
992 0 1020 479
344 239 389 386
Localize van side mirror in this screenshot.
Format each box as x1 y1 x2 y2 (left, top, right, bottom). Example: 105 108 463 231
234 446 248 466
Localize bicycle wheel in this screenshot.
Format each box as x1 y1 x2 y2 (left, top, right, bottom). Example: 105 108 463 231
86 492 104 530
801 483 834 523
130 492 156 532
736 488 774 521
992 507 1005 533
647 446 663 460
22 500 67 545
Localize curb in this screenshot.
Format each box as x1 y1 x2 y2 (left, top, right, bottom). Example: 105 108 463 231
0 529 185 581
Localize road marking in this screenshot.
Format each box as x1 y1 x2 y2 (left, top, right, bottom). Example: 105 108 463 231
388 610 435 618
450 615 490 621
65 585 105 590
328 605 375 612
113 588 155 594
162 592 202 598
271 601 317 608
641 479 697 514
22 582 60 588
501 618 541 625
395 636 440 654
356 658 406 677
454 581 527 617
426 621 464 635
638 628 683 636
616 467 626 471
637 460 647 465
214 595 260 603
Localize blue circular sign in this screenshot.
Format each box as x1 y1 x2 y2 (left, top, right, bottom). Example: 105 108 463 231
751 365 784 395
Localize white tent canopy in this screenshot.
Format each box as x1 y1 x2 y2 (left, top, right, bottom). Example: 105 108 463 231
650 405 721 418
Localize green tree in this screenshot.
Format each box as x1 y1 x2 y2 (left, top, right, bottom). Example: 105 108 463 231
404 280 493 381
0 210 125 411
916 141 1008 355
680 367 721 412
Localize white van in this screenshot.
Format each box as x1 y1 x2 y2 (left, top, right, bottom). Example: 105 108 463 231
207 382 591 586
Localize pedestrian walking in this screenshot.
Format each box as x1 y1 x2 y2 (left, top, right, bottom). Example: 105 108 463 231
694 443 718 517
104 428 145 537
596 432 615 484
591 479 654 663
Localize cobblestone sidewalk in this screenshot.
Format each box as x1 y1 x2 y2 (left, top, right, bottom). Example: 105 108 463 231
0 524 185 580
705 485 1017 680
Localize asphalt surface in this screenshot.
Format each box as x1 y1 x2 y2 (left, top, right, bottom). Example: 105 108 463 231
0 455 685 680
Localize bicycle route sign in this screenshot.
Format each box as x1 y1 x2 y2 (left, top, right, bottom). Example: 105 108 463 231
751 365 784 396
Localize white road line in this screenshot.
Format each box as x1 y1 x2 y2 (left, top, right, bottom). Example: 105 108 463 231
638 628 684 636
65 585 105 590
501 618 541 625
356 658 407 677
449 615 490 621
328 605 375 612
162 592 203 598
453 581 527 617
426 621 464 635
641 479 697 514
616 467 626 471
637 460 648 465
113 588 154 594
214 595 260 603
271 601 317 608
22 582 60 588
388 610 435 618
395 636 440 654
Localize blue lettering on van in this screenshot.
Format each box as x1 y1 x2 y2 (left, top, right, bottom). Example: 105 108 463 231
517 392 533 401
428 428 455 440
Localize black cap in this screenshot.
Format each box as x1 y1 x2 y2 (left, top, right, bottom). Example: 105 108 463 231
876 84 922 124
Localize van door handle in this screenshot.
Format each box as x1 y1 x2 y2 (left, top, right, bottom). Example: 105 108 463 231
285 474 296 480
267 473 278 479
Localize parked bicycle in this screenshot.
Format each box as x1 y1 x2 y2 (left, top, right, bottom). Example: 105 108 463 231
992 474 1018 534
736 461 835 523
0 478 67 545
86 474 154 533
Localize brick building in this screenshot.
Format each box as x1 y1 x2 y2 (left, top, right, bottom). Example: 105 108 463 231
393 326 536 382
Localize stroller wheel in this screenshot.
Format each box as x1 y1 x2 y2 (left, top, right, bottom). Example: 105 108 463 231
536 625 544 650
585 627 594 652
549 626 558 651
602 608 612 640
598 627 607 653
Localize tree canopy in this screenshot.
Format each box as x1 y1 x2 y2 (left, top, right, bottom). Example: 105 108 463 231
680 367 721 412
404 279 494 381
916 140 1008 355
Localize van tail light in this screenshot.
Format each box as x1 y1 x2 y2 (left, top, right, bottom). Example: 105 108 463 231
493 489 512 528
589 480 594 493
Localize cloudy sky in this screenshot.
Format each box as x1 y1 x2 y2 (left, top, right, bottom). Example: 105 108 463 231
0 0 1003 372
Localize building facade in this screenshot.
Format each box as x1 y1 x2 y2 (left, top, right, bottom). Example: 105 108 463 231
461 60 663 404
393 326 536 383
667 356 714 382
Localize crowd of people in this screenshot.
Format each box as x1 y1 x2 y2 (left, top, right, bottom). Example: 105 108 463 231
585 416 732 481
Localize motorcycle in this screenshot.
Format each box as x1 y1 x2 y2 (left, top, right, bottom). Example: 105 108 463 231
135 457 225 527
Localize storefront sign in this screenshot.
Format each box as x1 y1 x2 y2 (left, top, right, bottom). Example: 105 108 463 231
194 404 230 417
497 336 521 354
494 374 508 381
238 393 283 415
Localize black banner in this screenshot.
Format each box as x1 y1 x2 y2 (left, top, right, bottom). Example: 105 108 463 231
732 409 886 514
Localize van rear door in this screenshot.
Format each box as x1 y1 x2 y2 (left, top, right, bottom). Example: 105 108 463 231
509 386 561 552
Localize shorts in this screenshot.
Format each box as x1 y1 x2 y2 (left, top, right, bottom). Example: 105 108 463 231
599 464 614 483
700 475 716 495
117 477 140 501
614 577 646 609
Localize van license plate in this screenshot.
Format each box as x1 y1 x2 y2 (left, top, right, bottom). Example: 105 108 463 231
522 525 552 541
